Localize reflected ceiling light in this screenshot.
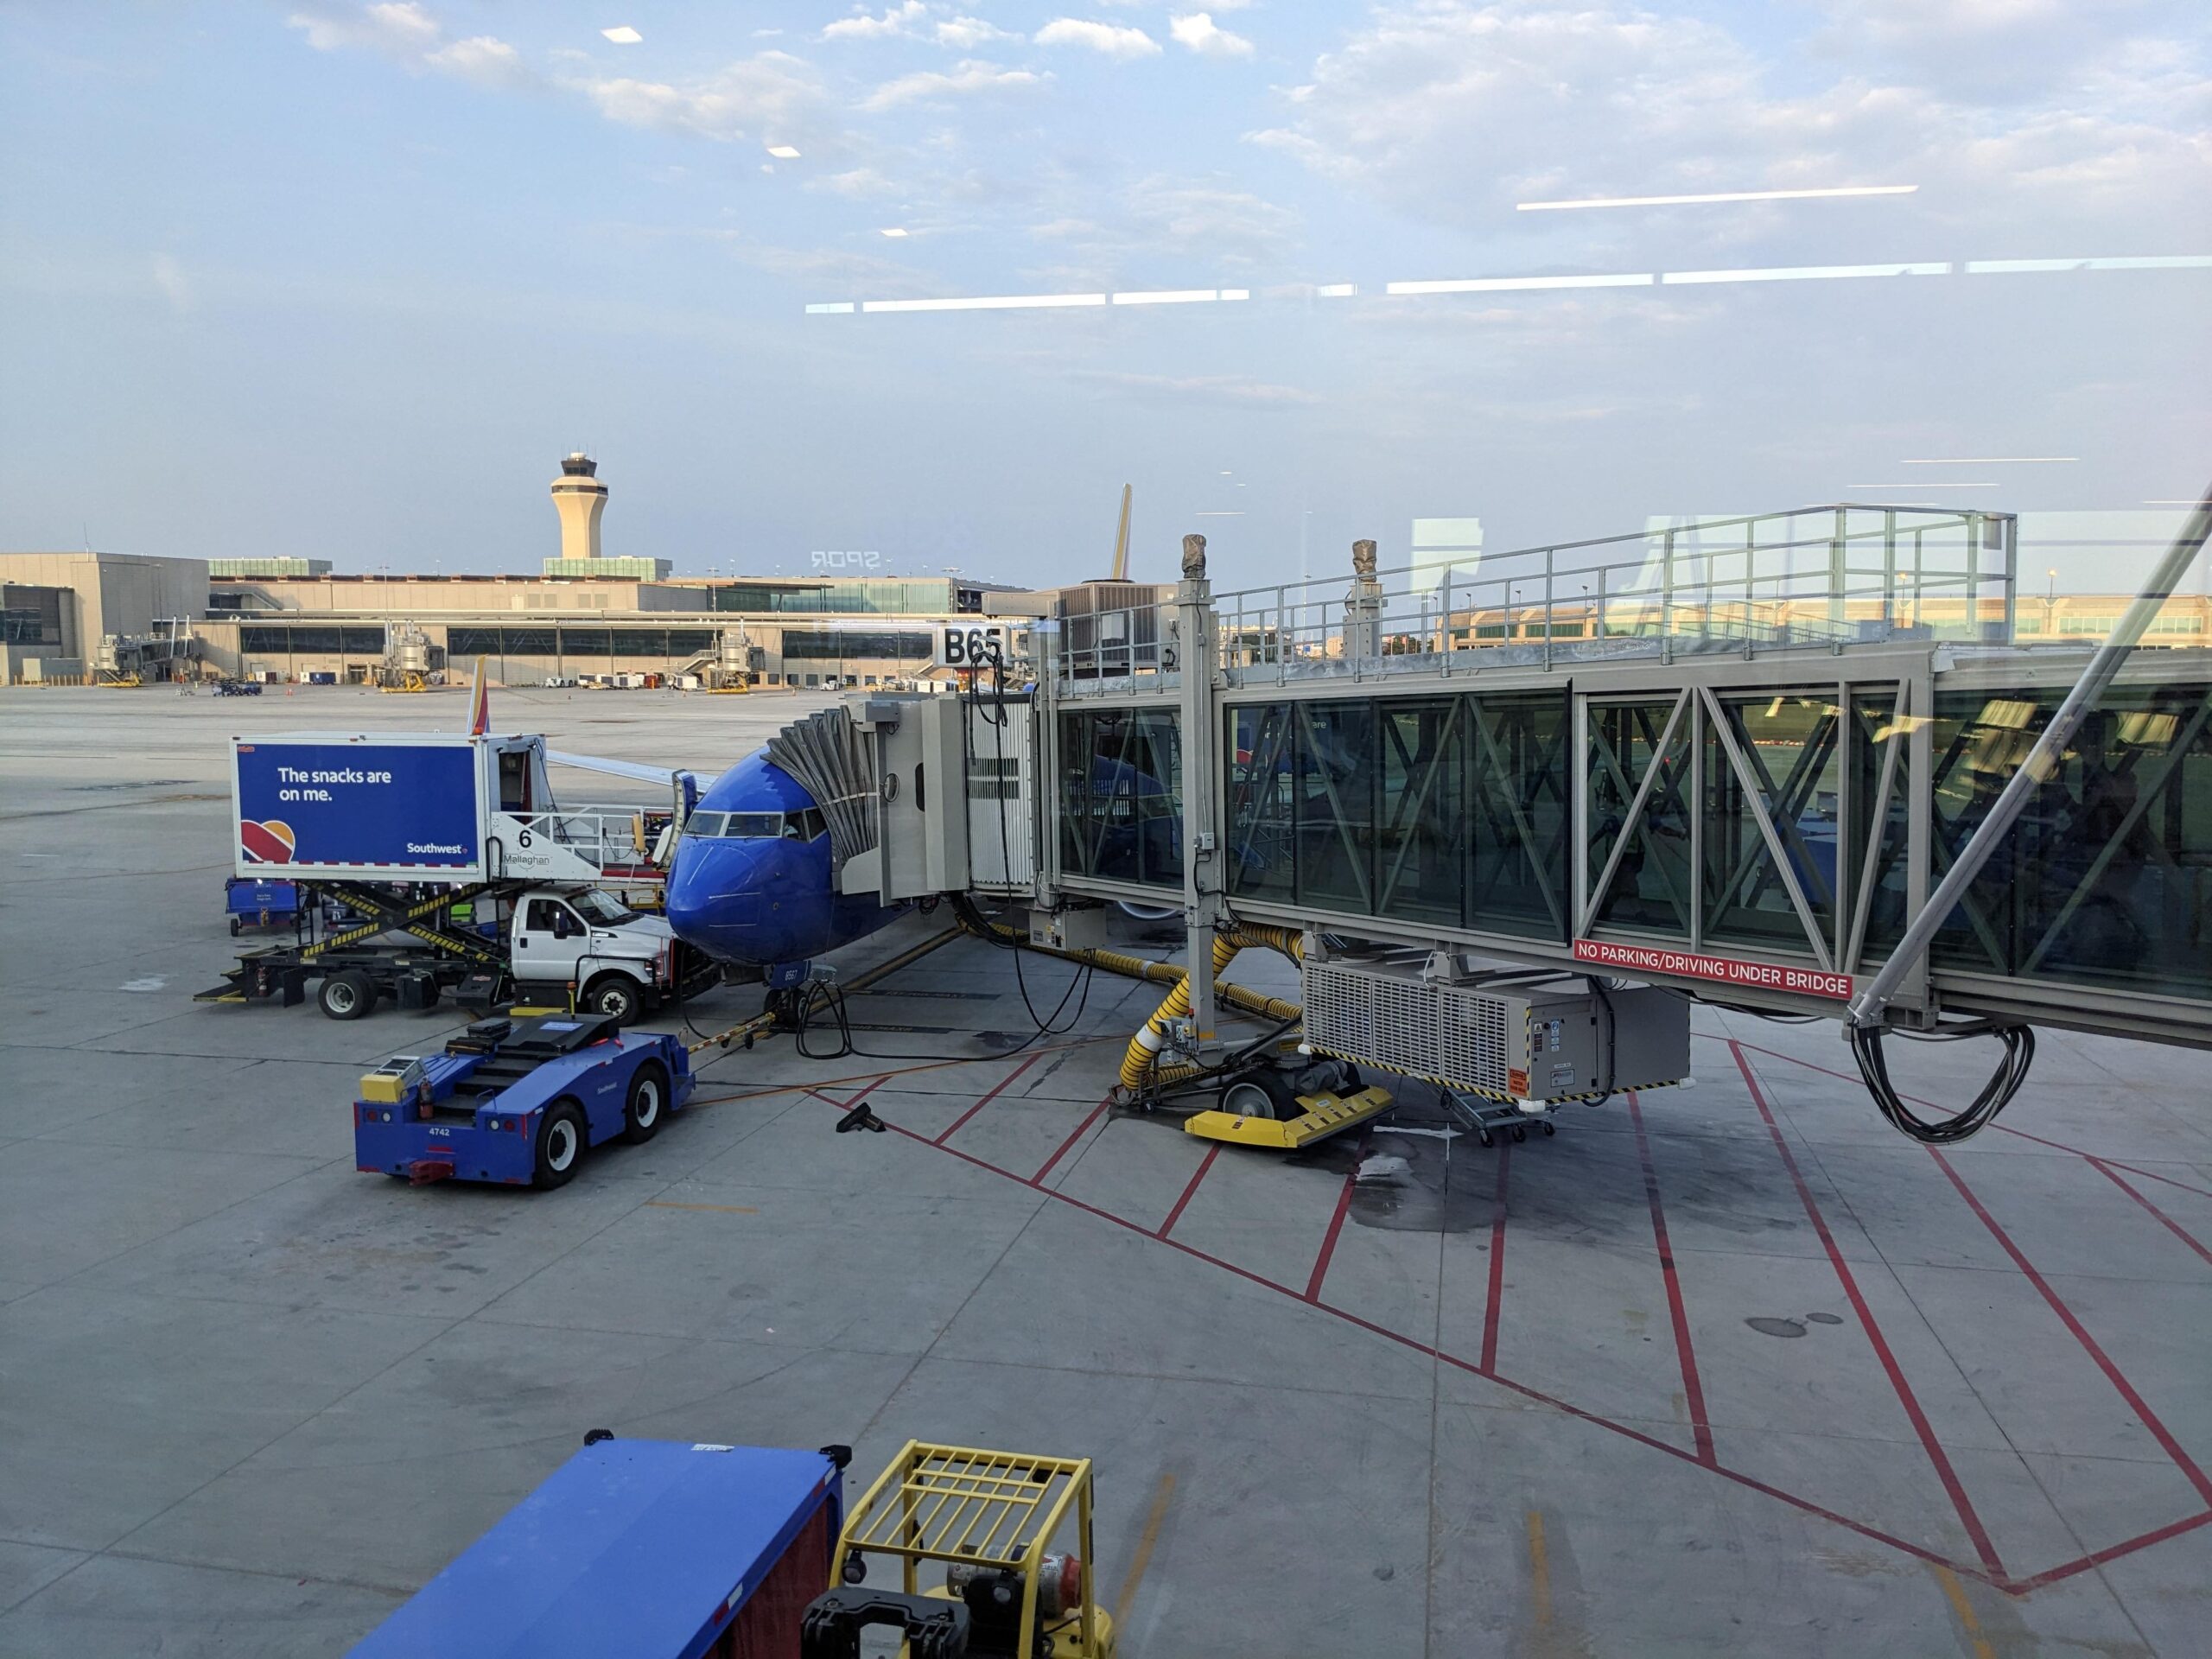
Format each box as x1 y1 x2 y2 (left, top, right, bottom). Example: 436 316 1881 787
1519 185 1916 211
805 302 855 315
1967 255 2212 273
1315 283 1357 297
2144 499 2205 505
814 251 2212 317
880 227 909 238
861 292 1106 312
766 144 801 159
601 25 643 44
1663 262 1947 284
1898 456 2076 465
1388 273 1652 295
1850 483 1999 490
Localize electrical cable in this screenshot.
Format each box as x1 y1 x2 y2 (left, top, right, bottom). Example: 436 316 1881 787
953 645 1096 1046
1847 1019 2035 1143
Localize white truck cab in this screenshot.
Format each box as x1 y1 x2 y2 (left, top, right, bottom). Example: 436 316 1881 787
509 885 677 1026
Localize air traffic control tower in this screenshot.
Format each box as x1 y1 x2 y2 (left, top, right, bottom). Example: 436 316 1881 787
550 451 607 564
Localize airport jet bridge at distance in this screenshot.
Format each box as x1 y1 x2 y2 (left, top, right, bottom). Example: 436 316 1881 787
662 498 2212 1145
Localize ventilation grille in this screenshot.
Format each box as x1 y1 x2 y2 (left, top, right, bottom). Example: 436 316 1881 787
1301 960 1517 1094
764 706 876 871
1439 986 1511 1092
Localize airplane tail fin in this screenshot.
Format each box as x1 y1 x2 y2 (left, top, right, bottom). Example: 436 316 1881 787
467 656 490 736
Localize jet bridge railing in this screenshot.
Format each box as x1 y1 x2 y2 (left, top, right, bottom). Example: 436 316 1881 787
1045 505 2018 695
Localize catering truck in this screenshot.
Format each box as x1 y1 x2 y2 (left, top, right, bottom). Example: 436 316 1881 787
198 732 714 1023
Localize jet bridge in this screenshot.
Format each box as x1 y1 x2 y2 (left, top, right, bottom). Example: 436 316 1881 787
810 499 2212 1140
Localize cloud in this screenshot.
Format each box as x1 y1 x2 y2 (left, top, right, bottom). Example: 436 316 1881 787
582 53 831 143
861 59 1045 111
936 16 1020 49
1169 14 1254 59
1070 370 1321 408
1034 20 1161 60
151 253 192 313
427 35 531 89
288 2 439 56
1247 0 2212 247
289 3 531 88
817 166 902 197
1035 178 1299 266
821 3 930 42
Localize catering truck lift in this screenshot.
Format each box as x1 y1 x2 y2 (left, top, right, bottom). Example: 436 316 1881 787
195 730 715 1023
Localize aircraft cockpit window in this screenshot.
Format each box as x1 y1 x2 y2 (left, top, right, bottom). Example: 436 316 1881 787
683 811 787 838
789 808 827 842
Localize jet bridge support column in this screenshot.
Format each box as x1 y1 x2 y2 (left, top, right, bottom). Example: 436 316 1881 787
1178 534 1225 1054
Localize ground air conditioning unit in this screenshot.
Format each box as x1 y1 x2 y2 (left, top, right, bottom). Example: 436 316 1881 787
1300 957 1691 1106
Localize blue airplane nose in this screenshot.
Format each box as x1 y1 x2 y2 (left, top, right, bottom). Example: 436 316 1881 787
664 840 758 953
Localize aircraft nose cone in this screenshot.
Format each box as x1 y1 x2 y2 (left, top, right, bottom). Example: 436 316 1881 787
664 842 750 954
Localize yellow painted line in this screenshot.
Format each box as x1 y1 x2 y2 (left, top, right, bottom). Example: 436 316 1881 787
1933 1565 1997 1659
645 1200 759 1215
1526 1510 1551 1630
1114 1471 1177 1631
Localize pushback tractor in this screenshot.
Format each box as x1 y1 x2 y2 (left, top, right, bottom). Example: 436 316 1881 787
353 1012 694 1187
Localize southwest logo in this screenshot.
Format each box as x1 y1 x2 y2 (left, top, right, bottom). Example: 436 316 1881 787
240 819 296 864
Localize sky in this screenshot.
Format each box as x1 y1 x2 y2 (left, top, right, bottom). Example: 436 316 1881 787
1 1 2207 594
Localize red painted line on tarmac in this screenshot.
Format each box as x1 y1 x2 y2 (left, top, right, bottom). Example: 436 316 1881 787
809 1081 2194 1596
1702 1033 2212 1200
1479 1141 1510 1374
2088 1159 2212 1270
2003 1508 2212 1591
1157 1144 1220 1241
1930 1148 2212 1507
1629 1092 1716 1466
1033 1095 1113 1185
933 1052 1044 1146
806 1077 887 1111
1732 1041 2005 1576
1304 1161 1358 1303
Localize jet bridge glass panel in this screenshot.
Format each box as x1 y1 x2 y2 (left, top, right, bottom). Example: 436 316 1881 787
1701 693 1843 954
1225 690 1570 938
1058 708 1183 887
1926 678 2212 1000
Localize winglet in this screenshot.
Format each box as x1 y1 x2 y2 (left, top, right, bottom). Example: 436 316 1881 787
467 656 490 736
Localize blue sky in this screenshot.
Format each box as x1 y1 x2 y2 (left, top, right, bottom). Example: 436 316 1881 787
1 2 2206 591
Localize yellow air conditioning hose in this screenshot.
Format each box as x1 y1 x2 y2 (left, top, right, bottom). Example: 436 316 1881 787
948 899 1306 1090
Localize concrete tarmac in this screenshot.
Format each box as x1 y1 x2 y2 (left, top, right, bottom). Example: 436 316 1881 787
2 685 2209 1655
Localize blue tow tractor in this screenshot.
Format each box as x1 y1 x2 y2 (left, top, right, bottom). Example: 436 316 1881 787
354 1012 695 1187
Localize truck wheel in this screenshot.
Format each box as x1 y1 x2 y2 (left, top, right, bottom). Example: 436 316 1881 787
622 1060 670 1144
533 1100 588 1189
319 969 376 1020
582 975 642 1027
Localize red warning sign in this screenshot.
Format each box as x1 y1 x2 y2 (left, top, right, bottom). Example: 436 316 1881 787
1572 938 1853 1001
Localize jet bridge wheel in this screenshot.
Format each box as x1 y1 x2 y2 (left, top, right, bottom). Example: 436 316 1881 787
1217 1069 1299 1122
533 1100 588 1189
621 1061 670 1145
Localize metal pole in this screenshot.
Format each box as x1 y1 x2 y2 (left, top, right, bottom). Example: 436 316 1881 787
1849 483 2212 1026
1177 533 1222 1048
